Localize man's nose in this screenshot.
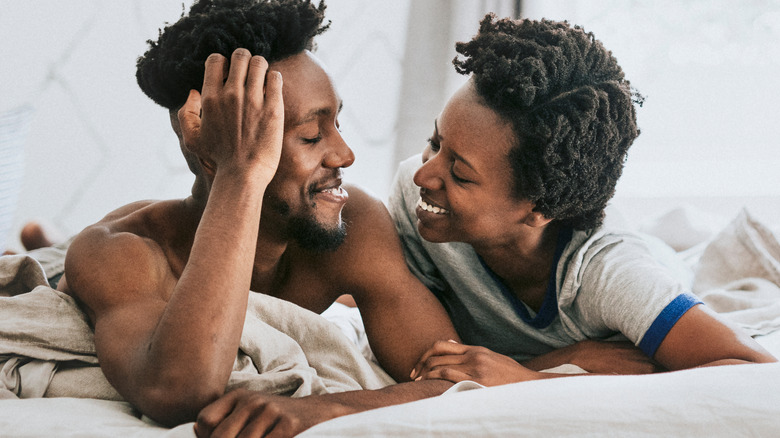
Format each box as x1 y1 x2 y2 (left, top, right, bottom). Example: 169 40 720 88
323 132 355 168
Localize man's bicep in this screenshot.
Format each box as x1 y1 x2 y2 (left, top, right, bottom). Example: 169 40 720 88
63 227 175 389
64 226 173 314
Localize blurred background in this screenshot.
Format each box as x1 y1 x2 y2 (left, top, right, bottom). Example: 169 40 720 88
1 0 779 252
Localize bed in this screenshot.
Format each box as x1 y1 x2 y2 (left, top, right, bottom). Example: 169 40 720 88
1 203 780 437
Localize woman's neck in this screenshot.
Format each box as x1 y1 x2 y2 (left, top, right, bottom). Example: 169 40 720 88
473 222 562 306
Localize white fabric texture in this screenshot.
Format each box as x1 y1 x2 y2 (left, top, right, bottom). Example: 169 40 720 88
692 209 780 336
301 361 780 437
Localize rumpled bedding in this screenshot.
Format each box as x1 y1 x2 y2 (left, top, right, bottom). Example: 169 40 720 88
692 209 780 336
0 207 779 437
0 251 394 403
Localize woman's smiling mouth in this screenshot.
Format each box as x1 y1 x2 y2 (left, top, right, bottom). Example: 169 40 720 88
417 198 449 215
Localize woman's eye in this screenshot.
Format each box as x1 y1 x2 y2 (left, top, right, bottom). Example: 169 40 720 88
450 168 470 184
427 137 440 152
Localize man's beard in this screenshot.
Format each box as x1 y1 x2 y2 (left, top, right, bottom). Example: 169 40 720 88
285 214 347 252
268 195 347 252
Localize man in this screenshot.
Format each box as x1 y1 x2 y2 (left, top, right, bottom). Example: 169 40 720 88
59 0 458 429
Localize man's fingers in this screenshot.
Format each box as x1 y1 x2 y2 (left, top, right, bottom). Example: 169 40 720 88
225 48 253 88
263 71 284 115
245 55 270 92
178 89 202 150
202 53 228 92
264 415 303 438
195 389 244 437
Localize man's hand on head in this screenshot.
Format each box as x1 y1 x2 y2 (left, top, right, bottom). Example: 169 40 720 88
178 48 285 185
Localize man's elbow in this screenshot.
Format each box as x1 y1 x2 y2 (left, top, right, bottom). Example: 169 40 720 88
133 380 224 427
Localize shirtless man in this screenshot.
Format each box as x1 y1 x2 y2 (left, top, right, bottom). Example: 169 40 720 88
58 0 458 428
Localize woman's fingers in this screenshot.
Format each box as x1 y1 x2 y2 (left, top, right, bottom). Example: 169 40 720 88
411 340 469 380
418 366 472 384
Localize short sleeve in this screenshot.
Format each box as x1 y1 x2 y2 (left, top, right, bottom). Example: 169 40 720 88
571 233 700 354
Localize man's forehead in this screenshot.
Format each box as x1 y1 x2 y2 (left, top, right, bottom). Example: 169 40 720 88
270 52 341 127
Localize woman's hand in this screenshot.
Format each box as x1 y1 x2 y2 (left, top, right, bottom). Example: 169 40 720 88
410 340 540 386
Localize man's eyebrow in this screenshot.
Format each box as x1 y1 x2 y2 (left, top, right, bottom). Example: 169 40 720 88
292 101 344 128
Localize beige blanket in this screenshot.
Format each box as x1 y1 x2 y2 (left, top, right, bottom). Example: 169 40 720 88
0 253 394 401
692 209 780 336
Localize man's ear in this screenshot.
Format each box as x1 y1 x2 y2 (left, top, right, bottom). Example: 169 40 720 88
198 157 216 177
171 108 214 178
169 109 183 139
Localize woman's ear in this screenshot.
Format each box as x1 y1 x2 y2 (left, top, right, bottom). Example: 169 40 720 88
522 210 553 228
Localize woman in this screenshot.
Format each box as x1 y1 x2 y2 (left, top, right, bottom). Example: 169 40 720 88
390 15 776 386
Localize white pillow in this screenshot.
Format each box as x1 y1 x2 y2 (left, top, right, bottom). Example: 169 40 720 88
0 105 34 253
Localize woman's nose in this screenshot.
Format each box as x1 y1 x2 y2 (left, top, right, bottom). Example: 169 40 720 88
413 153 443 190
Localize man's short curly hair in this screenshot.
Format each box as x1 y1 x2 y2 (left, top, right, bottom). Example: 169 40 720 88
136 0 329 111
454 15 642 230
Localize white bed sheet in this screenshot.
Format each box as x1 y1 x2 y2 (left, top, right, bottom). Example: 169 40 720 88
2 345 779 438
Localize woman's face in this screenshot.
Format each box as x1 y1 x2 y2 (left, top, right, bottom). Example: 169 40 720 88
413 80 538 246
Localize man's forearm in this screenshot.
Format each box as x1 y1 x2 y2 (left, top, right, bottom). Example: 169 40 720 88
321 379 454 415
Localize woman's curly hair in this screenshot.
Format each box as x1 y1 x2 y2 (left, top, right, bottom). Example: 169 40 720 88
454 15 642 230
136 0 329 110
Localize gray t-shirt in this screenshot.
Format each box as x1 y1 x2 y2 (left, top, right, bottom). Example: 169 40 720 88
389 156 699 362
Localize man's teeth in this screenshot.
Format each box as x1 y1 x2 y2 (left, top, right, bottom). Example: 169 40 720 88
418 198 448 214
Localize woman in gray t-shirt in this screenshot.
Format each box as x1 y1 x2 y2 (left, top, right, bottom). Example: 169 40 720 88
391 15 776 386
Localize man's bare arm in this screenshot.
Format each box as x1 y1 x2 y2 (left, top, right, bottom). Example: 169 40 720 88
194 380 454 437
62 50 284 426
330 186 461 381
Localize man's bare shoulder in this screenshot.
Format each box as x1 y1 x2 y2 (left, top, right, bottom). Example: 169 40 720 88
341 184 389 227
61 199 188 315
326 184 409 286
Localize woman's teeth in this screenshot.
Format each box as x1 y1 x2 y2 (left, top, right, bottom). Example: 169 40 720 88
418 198 449 214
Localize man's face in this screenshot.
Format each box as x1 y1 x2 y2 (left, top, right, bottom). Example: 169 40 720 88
262 51 355 252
